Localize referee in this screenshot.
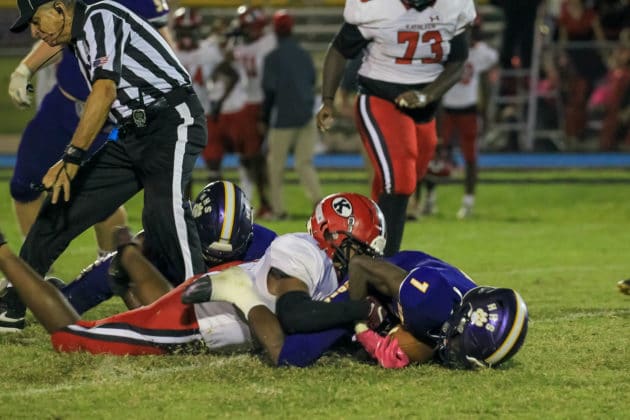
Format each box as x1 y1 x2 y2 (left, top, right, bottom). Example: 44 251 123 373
7 1 206 307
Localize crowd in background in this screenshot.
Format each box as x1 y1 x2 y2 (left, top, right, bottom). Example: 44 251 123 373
494 0 630 151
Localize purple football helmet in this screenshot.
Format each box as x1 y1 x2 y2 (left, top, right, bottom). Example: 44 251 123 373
437 286 528 369
192 181 253 264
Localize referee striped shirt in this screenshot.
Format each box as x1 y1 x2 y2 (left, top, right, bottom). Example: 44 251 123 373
70 0 191 122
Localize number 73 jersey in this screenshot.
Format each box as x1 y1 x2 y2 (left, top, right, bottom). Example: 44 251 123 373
344 0 476 84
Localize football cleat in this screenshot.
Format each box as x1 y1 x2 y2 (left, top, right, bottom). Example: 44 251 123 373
181 276 213 304
421 198 437 216
0 287 26 332
618 279 630 295
456 206 473 220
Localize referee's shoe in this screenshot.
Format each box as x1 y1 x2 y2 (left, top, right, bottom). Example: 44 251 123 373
0 287 25 332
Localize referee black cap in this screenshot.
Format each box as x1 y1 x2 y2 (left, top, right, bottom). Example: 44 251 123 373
10 0 54 33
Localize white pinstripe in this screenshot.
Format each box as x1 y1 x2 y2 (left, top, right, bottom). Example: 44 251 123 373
174 102 194 280
358 94 393 193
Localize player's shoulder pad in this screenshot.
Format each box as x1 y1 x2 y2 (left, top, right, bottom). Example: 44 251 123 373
343 0 404 26
269 233 323 261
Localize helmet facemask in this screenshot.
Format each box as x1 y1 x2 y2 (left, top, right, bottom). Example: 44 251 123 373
328 231 382 278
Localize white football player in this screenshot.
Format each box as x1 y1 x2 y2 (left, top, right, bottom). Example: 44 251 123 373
316 0 476 256
229 5 277 217
0 193 386 366
431 17 499 219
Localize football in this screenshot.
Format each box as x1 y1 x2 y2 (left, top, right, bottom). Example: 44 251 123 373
388 325 433 363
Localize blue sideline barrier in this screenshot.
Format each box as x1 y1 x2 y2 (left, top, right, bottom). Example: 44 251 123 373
1 153 630 170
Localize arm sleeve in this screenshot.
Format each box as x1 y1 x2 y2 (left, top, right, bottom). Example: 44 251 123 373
332 23 369 60
276 291 369 334
84 11 128 84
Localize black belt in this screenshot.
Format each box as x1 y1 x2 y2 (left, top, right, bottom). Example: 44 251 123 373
119 85 195 133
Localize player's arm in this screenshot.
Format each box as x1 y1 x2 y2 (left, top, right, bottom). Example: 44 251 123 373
272 268 372 334
8 41 63 109
421 29 470 102
42 78 117 203
211 60 240 119
396 29 471 108
181 267 287 365
317 23 368 131
347 255 408 300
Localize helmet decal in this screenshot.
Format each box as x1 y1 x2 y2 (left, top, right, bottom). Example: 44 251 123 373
332 196 353 218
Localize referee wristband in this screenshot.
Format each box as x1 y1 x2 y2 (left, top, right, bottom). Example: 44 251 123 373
62 144 87 166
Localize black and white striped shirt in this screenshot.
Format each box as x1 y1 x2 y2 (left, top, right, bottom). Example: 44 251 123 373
70 0 191 122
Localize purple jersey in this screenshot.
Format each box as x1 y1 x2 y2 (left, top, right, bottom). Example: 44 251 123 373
56 0 169 100
241 224 277 262
279 250 478 366
387 251 477 343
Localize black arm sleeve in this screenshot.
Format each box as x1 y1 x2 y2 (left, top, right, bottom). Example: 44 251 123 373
276 291 370 334
447 30 469 63
332 23 369 60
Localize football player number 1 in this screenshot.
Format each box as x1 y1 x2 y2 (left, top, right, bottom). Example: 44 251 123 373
395 30 443 65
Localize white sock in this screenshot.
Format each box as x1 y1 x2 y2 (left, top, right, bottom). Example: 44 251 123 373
462 194 475 208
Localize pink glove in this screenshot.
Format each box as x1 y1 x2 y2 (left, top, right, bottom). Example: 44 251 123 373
373 335 410 369
355 329 410 369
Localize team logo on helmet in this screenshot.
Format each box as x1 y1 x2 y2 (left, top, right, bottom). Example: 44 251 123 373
332 197 353 217
470 308 489 328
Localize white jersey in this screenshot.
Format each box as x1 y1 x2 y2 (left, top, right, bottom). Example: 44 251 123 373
344 0 476 84
207 58 249 114
194 233 338 350
233 31 277 104
175 40 224 114
442 41 498 108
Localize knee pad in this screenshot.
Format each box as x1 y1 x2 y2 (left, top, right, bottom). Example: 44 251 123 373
10 176 42 202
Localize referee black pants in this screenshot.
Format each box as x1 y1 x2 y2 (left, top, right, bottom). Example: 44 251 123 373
20 92 207 285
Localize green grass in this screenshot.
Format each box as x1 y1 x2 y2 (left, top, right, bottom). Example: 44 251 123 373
0 169 629 419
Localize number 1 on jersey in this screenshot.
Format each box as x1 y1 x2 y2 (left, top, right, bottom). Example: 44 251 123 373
395 30 444 65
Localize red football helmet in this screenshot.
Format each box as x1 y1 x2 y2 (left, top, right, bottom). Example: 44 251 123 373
237 5 268 41
173 8 203 51
308 193 387 276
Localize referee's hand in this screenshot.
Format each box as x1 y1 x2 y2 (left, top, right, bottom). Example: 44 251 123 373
43 160 79 204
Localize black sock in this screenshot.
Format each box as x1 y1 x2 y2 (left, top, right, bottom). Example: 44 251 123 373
378 193 410 257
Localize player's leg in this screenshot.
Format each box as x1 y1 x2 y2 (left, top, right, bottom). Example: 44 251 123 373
457 112 479 219
10 86 76 240
1 135 140 332
0 237 79 333
240 103 271 216
202 115 225 183
93 206 128 255
134 102 207 285
355 95 418 256
265 126 293 219
51 282 203 355
414 120 439 217
293 119 323 210
20 141 141 276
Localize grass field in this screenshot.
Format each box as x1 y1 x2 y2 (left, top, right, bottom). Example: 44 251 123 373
0 168 629 419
